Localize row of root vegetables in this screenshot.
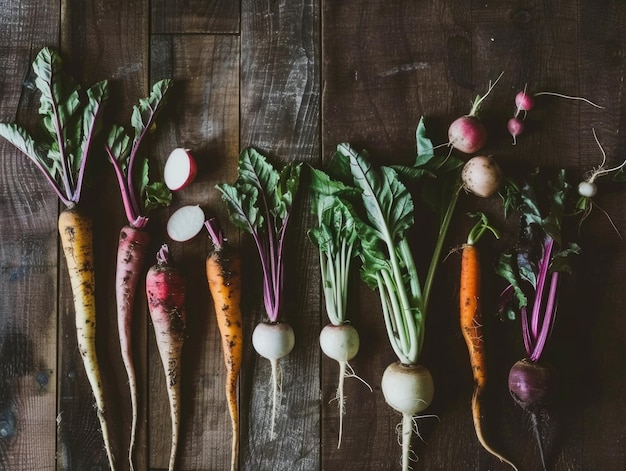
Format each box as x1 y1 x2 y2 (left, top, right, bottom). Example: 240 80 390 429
1 50 623 471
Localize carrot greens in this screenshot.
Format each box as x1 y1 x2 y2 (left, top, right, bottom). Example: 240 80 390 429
105 79 173 228
0 47 115 469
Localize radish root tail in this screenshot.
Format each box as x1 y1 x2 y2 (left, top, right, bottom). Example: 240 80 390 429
269 358 282 440
530 412 548 471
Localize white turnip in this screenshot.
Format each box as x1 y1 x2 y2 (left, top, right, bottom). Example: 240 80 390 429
382 362 434 471
461 155 503 198
251 321 295 437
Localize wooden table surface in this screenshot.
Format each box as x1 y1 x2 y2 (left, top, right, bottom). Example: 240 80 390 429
1 1 625 470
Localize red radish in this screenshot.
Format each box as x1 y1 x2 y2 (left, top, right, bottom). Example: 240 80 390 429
164 148 197 191
448 72 504 154
461 155 503 198
448 117 487 154
507 117 525 145
515 90 535 113
167 205 206 242
146 244 187 471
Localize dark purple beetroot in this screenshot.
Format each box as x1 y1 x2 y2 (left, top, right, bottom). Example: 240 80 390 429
508 358 556 411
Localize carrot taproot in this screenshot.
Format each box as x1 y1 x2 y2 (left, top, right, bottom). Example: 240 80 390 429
59 207 116 469
460 214 516 470
115 224 150 470
146 244 186 471
205 218 242 471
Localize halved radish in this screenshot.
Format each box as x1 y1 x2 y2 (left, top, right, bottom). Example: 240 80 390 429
167 205 206 242
164 148 197 191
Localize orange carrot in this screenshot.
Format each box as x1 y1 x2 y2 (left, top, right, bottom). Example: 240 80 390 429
460 213 516 470
59 207 115 469
205 219 242 471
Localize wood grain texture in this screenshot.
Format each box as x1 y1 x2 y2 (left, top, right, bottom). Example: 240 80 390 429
240 1 321 470
0 1 625 470
0 2 60 470
151 0 239 34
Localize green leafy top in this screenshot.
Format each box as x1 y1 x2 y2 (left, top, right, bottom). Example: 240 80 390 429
105 79 173 228
308 165 361 325
331 119 464 364
496 169 581 321
217 147 302 322
0 47 109 207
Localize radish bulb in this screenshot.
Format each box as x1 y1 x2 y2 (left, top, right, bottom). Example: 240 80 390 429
448 116 488 154
461 155 504 198
507 117 525 145
164 148 197 191
166 205 206 242
448 72 504 154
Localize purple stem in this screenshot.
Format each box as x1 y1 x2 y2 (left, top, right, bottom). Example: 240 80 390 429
530 238 554 339
73 99 104 204
28 156 71 206
106 145 146 228
49 92 74 200
204 218 224 250
125 109 158 220
521 306 533 358
530 272 560 362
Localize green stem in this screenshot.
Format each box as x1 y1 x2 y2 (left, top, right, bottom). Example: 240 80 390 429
377 274 409 363
422 187 460 328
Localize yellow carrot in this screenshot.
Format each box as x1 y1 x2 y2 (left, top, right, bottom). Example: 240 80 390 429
58 207 115 470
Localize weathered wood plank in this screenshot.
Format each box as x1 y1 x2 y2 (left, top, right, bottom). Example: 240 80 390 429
321 2 462 470
149 33 240 471
576 1 626 470
151 0 240 34
58 0 149 469
0 2 60 470
240 1 321 470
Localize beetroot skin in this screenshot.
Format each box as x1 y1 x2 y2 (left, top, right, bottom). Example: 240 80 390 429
508 358 556 411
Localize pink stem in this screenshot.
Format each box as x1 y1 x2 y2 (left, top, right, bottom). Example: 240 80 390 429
530 272 560 362
530 238 554 339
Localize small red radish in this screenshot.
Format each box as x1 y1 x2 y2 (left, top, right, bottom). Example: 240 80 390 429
507 117 525 145
167 205 206 242
515 90 535 114
461 155 503 198
146 244 187 471
164 148 197 191
448 72 504 154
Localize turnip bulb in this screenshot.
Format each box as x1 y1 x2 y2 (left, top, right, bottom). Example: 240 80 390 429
461 155 504 198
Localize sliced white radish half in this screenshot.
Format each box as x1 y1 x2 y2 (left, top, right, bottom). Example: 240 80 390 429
164 148 197 191
167 205 205 242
